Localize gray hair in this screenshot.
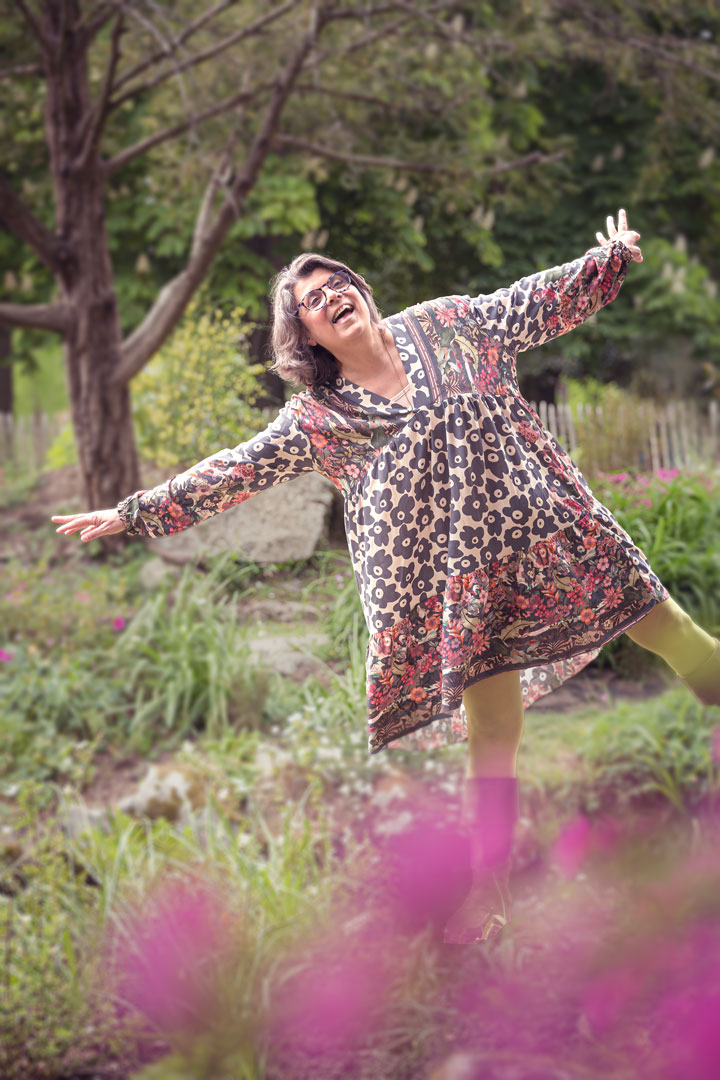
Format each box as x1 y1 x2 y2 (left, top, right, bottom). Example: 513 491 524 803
268 252 383 387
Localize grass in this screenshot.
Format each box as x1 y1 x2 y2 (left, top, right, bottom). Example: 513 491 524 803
2 467 720 1078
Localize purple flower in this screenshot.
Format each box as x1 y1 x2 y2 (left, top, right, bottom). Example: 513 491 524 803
112 616 126 631
0 649 12 663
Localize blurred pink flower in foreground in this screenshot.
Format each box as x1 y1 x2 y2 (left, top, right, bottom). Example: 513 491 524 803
272 930 394 1058
0 649 12 662
112 616 126 631
113 877 234 1036
656 467 680 482
551 814 594 877
711 725 720 765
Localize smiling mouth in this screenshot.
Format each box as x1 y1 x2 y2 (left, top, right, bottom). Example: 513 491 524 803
332 303 354 325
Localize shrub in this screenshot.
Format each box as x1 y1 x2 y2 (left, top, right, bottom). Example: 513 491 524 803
561 377 660 477
579 688 719 813
131 299 268 470
594 467 720 638
105 567 270 749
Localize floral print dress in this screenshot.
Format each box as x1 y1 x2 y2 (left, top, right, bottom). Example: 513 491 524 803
118 241 668 754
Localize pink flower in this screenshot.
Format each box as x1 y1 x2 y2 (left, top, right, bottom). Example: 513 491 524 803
656 467 680 482
112 617 126 631
435 306 455 327
75 591 91 603
114 877 235 1037
0 649 12 662
711 725 720 765
607 472 630 484
552 815 594 877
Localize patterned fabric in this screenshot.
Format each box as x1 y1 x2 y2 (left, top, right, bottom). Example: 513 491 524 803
118 242 669 754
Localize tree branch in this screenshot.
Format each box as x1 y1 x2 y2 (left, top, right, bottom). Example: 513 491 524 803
112 0 241 92
77 11 125 168
13 0 47 46
273 134 456 173
0 172 60 273
191 128 242 260
104 84 261 175
274 137 566 179
0 61 42 81
114 9 327 386
111 0 302 108
0 302 71 334
295 81 418 115
77 1 116 42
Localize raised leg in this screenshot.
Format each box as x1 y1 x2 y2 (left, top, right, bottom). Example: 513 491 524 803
625 596 720 705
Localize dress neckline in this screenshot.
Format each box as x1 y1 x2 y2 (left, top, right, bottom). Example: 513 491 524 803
331 319 411 403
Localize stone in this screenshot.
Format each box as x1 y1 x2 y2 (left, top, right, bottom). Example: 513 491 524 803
248 630 331 681
240 597 319 624
60 802 110 839
145 472 336 566
115 763 207 826
138 555 181 590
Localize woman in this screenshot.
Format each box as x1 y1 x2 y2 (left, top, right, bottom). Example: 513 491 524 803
53 209 720 945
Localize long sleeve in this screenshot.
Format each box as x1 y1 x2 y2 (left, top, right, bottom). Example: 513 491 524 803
117 398 315 538
468 240 632 352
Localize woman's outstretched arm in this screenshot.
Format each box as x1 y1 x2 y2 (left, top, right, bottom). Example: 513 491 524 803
52 396 314 543
468 208 643 351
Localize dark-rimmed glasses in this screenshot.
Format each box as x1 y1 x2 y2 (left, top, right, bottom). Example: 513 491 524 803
296 269 352 314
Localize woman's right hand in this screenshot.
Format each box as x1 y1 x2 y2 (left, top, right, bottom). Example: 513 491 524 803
52 508 125 543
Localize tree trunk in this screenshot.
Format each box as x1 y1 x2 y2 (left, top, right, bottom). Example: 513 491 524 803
44 0 140 549
0 329 12 414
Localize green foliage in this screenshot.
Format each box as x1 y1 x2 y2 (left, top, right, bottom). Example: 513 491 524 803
106 567 270 749
593 468 720 635
131 300 267 470
44 416 78 469
0 785 135 1080
559 379 661 476
10 338 67 415
580 689 719 813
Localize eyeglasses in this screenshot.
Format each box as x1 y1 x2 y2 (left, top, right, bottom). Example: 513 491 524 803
296 269 352 314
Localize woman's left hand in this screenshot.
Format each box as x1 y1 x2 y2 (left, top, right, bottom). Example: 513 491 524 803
595 208 643 262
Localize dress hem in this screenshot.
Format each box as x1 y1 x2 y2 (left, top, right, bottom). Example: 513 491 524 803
372 590 668 754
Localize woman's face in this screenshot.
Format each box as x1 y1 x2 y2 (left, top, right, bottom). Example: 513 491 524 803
293 267 373 354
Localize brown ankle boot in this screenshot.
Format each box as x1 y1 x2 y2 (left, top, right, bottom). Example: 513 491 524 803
443 777 518 945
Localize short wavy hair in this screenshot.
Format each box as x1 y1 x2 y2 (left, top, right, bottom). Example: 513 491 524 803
268 253 383 387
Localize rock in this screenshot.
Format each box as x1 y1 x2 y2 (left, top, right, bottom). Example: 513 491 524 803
240 597 318 624
115 763 207 826
61 802 110 839
145 472 336 566
138 555 181 591
248 630 331 681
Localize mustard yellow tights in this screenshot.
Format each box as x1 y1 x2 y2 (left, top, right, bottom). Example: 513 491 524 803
463 596 718 780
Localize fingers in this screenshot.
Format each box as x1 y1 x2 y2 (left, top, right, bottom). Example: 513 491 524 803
596 231 609 246
606 215 616 238
52 513 102 540
53 514 91 535
618 208 627 232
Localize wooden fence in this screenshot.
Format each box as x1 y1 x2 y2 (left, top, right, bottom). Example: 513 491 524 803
0 410 69 474
527 397 719 476
1 398 719 479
